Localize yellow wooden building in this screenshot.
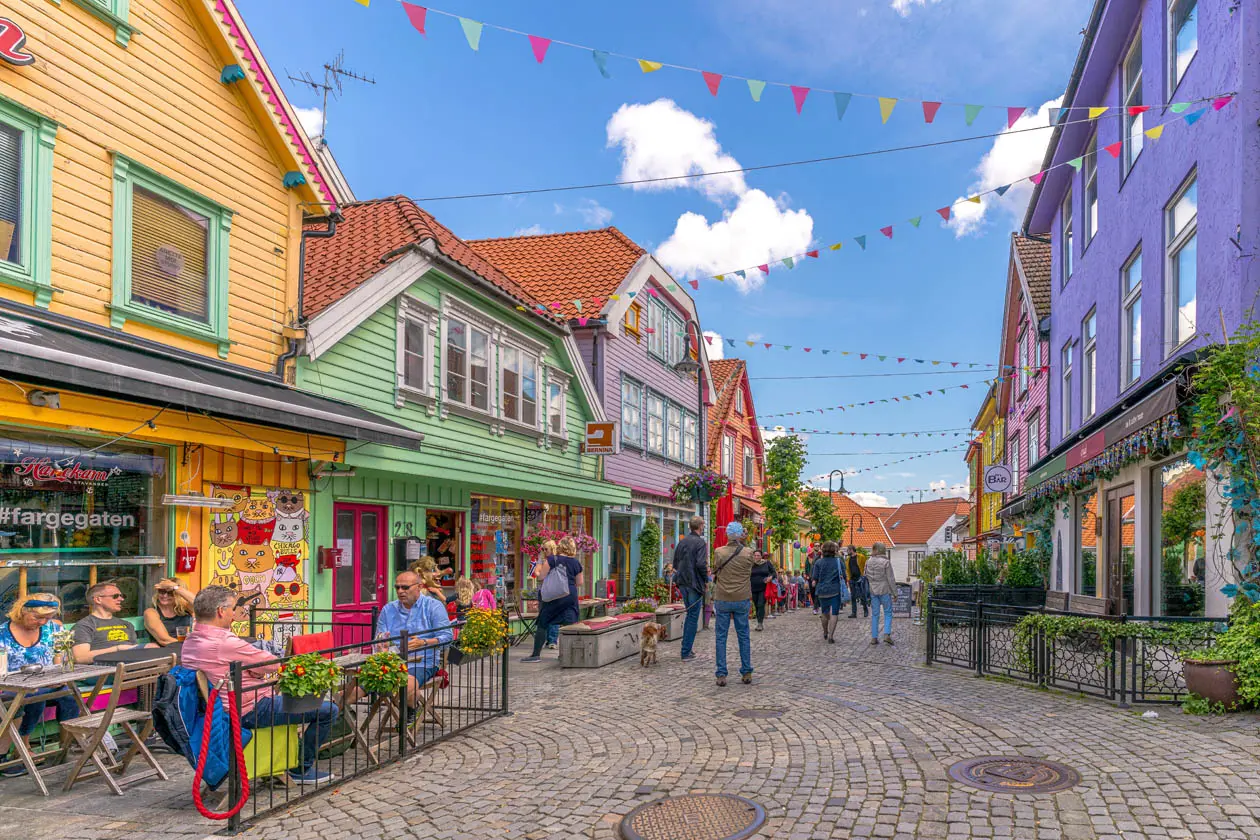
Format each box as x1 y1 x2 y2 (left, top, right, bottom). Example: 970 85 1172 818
0 0 417 622
967 385 1005 549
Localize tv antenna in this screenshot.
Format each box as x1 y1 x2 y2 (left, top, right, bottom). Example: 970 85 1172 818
286 51 375 142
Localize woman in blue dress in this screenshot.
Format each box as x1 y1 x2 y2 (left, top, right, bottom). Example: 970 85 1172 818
0 595 80 777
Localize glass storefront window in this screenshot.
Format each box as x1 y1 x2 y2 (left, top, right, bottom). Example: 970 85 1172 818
1157 458 1206 616
470 495 522 599
1076 491 1098 597
0 429 167 622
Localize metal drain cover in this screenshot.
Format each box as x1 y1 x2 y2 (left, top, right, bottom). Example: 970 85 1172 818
733 708 784 719
619 794 766 840
948 756 1081 794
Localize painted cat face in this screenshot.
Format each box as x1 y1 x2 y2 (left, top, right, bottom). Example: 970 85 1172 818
209 573 239 593
210 519 238 548
240 497 275 523
233 543 275 573
273 516 304 544
268 490 305 516
213 486 251 513
270 579 309 610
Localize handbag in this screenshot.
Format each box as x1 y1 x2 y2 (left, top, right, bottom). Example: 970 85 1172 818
539 558 571 602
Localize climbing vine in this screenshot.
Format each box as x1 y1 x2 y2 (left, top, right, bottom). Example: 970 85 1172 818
633 519 662 599
1012 613 1219 673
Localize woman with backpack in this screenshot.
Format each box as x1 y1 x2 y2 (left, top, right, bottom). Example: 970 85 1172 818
520 536 582 663
811 542 849 643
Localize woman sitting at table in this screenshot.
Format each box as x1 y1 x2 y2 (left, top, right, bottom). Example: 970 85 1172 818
0 595 80 778
142 578 195 646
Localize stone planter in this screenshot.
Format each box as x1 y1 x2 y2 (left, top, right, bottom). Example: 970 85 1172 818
654 605 686 642
558 614 652 668
1182 659 1242 708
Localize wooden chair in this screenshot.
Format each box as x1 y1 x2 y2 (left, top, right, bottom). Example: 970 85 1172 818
61 656 175 795
510 591 539 647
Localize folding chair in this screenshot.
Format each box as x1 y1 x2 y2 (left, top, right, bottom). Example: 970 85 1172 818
61 656 175 795
510 591 539 647
415 646 449 730
288 630 335 657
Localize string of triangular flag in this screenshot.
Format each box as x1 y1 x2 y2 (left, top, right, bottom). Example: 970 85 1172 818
760 427 975 438
367 0 1226 124
707 334 1036 370
757 370 1043 418
804 444 970 481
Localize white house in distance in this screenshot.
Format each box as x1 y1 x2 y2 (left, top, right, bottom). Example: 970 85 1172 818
881 498 970 581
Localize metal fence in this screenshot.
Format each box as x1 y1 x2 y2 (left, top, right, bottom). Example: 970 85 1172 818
215 619 508 832
925 598 1222 706
928 585 1048 608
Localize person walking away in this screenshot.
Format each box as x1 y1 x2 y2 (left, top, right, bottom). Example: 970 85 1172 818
521 537 583 663
866 543 898 645
748 550 776 631
671 516 709 662
532 540 562 649
811 542 848 643
804 551 819 615
711 522 755 686
847 549 870 619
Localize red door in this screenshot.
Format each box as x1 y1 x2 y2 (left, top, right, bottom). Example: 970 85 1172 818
333 503 387 648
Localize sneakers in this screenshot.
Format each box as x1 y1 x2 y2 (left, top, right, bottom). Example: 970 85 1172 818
754 623 763 632
288 767 336 785
716 676 727 687
741 673 753 685
520 656 542 663
680 654 697 662
0 764 28 778
870 637 880 645
545 643 558 650
884 636 895 646
812 609 819 615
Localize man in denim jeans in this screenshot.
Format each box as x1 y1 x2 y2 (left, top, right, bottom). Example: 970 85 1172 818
671 516 709 662
710 522 755 686
865 542 898 645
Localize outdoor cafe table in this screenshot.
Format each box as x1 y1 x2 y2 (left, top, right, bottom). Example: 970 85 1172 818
0 664 116 795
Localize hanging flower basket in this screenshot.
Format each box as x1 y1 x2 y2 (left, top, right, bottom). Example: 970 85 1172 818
671 469 730 504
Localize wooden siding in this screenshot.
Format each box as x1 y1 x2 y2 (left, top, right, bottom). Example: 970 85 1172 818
1007 314 1051 495
2 0 303 370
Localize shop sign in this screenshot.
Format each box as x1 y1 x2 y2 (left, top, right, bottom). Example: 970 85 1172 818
0 18 34 67
583 421 619 455
11 457 122 486
1066 430 1106 469
1103 381 1178 446
982 464 1013 494
1025 452 1067 489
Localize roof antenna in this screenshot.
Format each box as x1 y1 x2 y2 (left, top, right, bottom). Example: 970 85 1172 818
286 50 375 145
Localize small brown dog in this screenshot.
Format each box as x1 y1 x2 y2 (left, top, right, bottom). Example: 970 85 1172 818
639 622 665 667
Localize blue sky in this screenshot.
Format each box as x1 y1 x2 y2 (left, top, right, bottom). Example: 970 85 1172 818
239 0 1094 505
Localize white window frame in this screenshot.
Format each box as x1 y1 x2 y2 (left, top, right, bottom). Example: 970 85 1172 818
682 411 698 466
1122 33 1144 176
1061 187 1074 286
546 367 570 441
1008 431 1020 491
395 294 438 408
647 299 665 359
1167 0 1198 94
1165 171 1198 354
1061 341 1074 435
742 443 754 486
499 341 542 430
1083 133 1098 245
1027 411 1041 469
1018 327 1029 394
646 391 666 455
666 402 682 461
735 387 745 415
440 309 493 417
721 435 735 477
909 551 925 578
621 377 643 447
1082 308 1097 420
1122 247 1142 389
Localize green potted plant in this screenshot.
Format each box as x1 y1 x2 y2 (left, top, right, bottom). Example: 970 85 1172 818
354 651 409 696
450 607 507 665
276 653 341 714
1182 598 1259 710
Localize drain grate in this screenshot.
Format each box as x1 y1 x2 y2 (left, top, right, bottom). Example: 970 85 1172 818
948 756 1081 794
619 794 766 840
733 708 784 719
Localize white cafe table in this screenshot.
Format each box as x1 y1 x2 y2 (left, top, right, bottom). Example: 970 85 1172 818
0 664 116 795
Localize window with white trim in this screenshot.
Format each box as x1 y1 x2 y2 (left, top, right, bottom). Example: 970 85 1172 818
1166 172 1197 351
666 403 682 461
1084 133 1098 244
909 551 925 577
1082 308 1097 419
1027 411 1041 468
621 378 643 446
647 299 664 358
682 411 698 466
1018 328 1029 393
721 435 734 477
1168 0 1197 92
444 317 491 412
1061 187 1074 285
735 387 745 415
547 374 566 437
647 392 665 454
1122 247 1142 388
944 526 954 545
1122 34 1144 175
1062 341 1074 435
743 443 754 485
395 295 437 403
1008 431 1020 491
501 344 539 427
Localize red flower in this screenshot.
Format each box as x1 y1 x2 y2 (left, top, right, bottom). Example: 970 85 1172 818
294 665 306 676
278 664 286 673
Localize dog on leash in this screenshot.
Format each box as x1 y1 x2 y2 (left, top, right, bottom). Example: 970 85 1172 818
639 622 665 667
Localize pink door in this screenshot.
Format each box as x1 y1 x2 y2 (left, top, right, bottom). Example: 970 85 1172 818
333 503 387 648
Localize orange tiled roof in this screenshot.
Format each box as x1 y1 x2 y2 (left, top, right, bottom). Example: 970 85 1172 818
467 228 646 320
827 492 895 549
706 359 747 466
1012 233 1052 320
884 497 970 545
303 196 548 319
866 506 897 522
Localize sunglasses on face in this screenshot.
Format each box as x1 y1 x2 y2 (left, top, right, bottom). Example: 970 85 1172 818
395 583 418 591
273 583 302 597
101 593 124 600
276 495 301 506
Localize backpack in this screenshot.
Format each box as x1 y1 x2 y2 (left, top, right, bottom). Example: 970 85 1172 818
151 665 202 759
539 557 570 602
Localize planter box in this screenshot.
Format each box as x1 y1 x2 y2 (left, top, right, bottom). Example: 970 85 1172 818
654 604 686 642
558 613 653 669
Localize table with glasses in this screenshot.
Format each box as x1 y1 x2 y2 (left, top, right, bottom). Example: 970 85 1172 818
0 664 116 795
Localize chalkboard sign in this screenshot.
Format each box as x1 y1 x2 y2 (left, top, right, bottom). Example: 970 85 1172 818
893 582 914 615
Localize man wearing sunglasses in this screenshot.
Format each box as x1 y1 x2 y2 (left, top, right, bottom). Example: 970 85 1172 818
374 571 453 710
71 581 154 664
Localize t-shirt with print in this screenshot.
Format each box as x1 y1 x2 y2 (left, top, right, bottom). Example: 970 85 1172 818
72 614 138 650
1 621 57 669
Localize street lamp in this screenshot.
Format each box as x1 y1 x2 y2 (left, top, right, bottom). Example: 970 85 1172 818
848 512 865 551
828 469 846 496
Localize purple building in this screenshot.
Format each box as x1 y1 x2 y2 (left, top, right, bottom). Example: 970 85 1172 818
1021 0 1257 617
469 229 715 596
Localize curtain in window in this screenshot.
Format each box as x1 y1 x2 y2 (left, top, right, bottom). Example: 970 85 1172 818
130 186 209 322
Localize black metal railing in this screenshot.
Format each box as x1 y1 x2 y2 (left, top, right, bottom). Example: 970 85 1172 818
925 597 1222 706
216 616 509 832
928 585 1048 608
246 606 380 651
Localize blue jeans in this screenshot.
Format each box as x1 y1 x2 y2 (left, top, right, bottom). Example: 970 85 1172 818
241 695 339 772
547 623 560 645
870 593 894 638
713 600 752 678
680 589 703 658
12 689 79 737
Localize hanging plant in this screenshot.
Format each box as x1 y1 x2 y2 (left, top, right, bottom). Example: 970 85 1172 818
355 651 409 695
670 469 731 503
522 528 600 562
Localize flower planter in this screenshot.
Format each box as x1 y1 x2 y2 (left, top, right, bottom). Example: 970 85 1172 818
447 647 487 667
1182 659 1242 708
280 692 326 715
689 488 718 503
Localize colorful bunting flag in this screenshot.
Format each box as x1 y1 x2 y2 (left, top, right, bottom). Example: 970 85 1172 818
459 17 483 50
592 50 611 78
1029 171 1045 184
833 92 852 121
638 59 663 73
829 243 842 251
1169 102 1191 113
782 257 795 269
790 86 810 114
855 235 867 250
994 184 1011 197
964 104 983 126
1212 95 1233 111
1104 141 1122 157
967 195 982 204
400 2 427 34
878 97 897 124
528 35 551 63
922 101 941 123
688 279 700 289
1184 107 1208 125
908 216 921 228
806 250 819 258
758 264 770 274
703 71 722 96
937 206 952 221
748 79 766 102
880 226 893 239
1127 104 1151 117
1088 106 1108 119
1144 124 1164 140
1067 156 1083 170
1006 106 1025 128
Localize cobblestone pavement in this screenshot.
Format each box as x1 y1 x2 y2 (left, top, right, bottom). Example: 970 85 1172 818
4 609 1259 839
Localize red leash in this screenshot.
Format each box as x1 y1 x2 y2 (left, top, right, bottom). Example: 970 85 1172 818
192 681 251 820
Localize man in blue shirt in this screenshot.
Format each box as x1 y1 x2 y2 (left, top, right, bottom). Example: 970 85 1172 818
375 571 454 710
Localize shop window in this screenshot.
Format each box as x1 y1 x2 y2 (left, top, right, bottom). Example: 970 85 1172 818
0 100 56 306
1076 490 1099 598
1166 172 1198 352
1122 33 1144 175
1122 248 1143 388
647 392 665 454
0 429 167 622
1168 0 1197 92
426 509 462 584
1156 458 1206 616
621 377 643 446
1107 486 1137 615
110 156 231 356
501 345 539 428
470 495 521 596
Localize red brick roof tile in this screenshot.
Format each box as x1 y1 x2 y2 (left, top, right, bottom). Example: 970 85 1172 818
1012 233 1052 320
827 493 895 549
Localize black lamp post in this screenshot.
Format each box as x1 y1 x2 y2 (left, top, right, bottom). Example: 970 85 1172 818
828 469 846 496
848 512 865 551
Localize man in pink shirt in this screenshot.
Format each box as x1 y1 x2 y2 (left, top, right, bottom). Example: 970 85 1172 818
181 586 339 785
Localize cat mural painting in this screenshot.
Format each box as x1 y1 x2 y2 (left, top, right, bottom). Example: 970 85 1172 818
331 503 388 648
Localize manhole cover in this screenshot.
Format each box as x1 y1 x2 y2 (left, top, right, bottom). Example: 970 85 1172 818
619 794 766 840
733 708 784 719
948 756 1081 794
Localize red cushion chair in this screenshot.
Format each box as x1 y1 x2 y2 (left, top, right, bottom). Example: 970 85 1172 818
288 630 334 658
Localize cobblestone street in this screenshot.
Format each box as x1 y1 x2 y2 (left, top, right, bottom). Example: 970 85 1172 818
3 609 1258 840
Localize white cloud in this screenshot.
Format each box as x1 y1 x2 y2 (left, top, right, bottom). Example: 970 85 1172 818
294 106 323 139
890 0 943 16
747 333 764 342
849 491 890 508
577 199 614 227
703 331 724 360
951 98 1063 237
928 480 969 495
606 99 814 294
514 224 549 236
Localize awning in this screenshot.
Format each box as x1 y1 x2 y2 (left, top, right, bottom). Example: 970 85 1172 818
0 313 423 451
735 495 763 518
